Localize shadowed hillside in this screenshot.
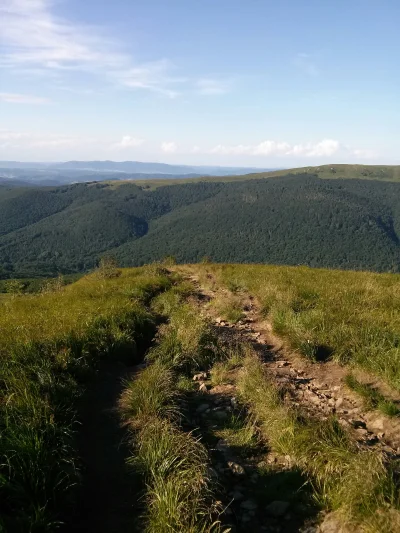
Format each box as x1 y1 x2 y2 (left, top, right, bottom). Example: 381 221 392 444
1 172 400 277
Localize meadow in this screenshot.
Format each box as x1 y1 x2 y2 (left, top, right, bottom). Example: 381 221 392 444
0 264 172 531
195 264 400 391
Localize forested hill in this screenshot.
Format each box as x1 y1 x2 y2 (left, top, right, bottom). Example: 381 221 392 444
0 172 400 278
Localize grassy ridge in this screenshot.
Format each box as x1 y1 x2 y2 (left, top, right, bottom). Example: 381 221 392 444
196 264 400 391
120 286 222 532
0 266 171 532
236 348 400 532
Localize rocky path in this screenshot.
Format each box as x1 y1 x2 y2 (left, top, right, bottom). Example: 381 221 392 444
179 269 400 532
187 272 400 459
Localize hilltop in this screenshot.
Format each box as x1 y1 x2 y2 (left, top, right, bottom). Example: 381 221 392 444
0 170 400 277
2 262 400 532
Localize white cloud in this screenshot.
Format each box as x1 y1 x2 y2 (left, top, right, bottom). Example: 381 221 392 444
0 92 51 104
352 148 377 159
209 139 340 158
0 0 184 97
161 141 178 154
0 129 95 150
289 139 339 157
112 135 145 149
196 78 229 95
115 60 185 98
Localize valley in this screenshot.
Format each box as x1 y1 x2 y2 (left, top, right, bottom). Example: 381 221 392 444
0 167 400 278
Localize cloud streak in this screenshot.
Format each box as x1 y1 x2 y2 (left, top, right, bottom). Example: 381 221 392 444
161 141 178 153
111 135 145 149
0 0 185 97
0 92 51 104
0 1 227 98
196 78 229 95
210 139 339 157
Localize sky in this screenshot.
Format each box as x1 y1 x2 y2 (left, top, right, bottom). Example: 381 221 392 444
0 0 399 166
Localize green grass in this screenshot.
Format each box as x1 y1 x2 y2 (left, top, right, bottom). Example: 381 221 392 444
0 266 172 532
236 347 400 532
130 417 218 533
121 293 223 532
210 292 245 323
195 263 400 391
146 303 219 372
345 374 400 417
213 413 259 455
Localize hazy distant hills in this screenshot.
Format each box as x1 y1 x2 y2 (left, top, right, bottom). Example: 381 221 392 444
0 160 274 186
0 167 400 278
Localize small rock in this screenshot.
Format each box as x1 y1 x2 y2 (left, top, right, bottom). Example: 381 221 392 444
216 439 230 453
265 500 290 517
228 461 245 475
196 403 210 414
352 419 366 429
335 397 344 408
276 360 289 367
371 417 385 431
240 499 258 511
193 372 208 381
215 317 223 324
213 410 229 421
199 383 208 393
377 432 385 439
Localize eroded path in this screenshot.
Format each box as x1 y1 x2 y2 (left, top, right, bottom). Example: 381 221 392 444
177 267 400 532
66 361 143 533
185 269 400 458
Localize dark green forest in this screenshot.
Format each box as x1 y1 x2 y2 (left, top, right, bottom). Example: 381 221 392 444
0 173 400 278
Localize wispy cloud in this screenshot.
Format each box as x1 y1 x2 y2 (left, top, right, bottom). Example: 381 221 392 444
111 135 145 149
0 129 95 150
209 139 339 157
294 53 319 77
161 141 178 154
115 60 185 98
196 78 229 95
0 0 185 97
0 92 51 104
352 148 378 159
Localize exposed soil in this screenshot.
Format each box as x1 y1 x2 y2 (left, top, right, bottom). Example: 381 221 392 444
65 361 142 533
187 271 400 458
180 268 400 532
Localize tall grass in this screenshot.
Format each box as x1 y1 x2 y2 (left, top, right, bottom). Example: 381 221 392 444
0 267 171 532
237 347 400 532
196 264 400 391
121 288 222 532
147 303 219 372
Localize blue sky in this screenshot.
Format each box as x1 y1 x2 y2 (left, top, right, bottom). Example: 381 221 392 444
0 0 399 165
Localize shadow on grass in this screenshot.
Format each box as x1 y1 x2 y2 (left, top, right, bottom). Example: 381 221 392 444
182 388 319 532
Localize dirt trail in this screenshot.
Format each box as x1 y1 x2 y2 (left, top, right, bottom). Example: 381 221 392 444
66 362 141 533
186 270 400 467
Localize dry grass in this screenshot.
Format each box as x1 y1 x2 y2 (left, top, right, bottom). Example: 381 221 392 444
0 267 172 531
236 347 400 531
194 263 400 392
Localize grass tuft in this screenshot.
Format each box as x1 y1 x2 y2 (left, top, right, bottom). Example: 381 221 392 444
344 374 400 417
237 347 400 530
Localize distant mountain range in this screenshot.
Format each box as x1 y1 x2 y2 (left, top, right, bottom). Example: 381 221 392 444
0 160 275 186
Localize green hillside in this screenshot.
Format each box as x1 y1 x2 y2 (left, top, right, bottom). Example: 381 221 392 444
124 163 400 189
1 168 400 277
2 263 400 532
